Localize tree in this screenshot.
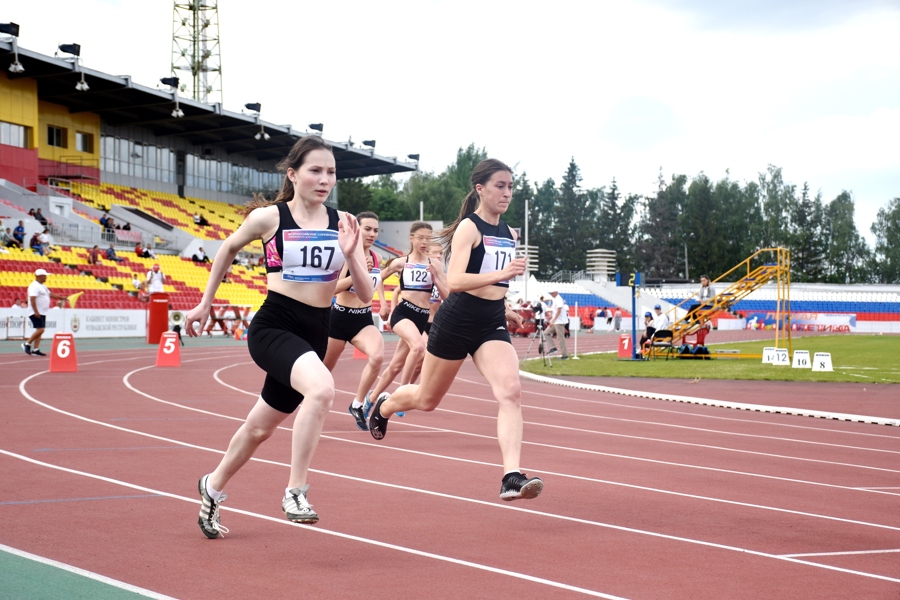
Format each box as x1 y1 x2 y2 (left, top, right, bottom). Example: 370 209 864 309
336 178 373 216
871 197 900 283
821 191 871 283
682 173 725 280
597 179 637 272
713 176 763 275
527 178 558 278
758 165 795 248
549 159 599 274
789 183 826 282
636 173 685 279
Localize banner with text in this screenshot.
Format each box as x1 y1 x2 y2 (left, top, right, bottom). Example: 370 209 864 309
744 312 856 333
1 308 147 340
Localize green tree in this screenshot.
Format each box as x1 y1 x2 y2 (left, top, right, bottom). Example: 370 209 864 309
822 191 871 283
549 159 599 273
336 178 373 216
758 165 795 248
682 173 725 280
789 183 826 282
636 173 685 279
870 197 900 283
597 179 637 273
527 178 558 278
713 176 763 275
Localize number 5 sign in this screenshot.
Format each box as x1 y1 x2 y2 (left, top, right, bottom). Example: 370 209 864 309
50 332 78 372
156 331 181 367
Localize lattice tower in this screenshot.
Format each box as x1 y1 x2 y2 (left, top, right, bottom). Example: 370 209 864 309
171 0 223 104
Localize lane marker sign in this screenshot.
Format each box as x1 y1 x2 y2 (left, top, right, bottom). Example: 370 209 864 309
792 350 811 369
812 352 833 372
156 332 181 367
773 348 789 366
49 332 78 373
762 347 776 364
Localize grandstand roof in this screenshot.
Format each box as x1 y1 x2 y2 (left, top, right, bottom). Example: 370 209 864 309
0 41 418 179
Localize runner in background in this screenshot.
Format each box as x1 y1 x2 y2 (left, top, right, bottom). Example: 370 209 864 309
323 211 390 431
409 242 446 383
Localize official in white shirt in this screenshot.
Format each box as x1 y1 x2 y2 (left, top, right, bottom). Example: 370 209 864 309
147 263 165 294
653 304 671 330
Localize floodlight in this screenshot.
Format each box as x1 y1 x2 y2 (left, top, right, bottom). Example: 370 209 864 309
244 102 261 113
9 61 24 73
309 123 324 132
171 107 184 118
0 22 20 37
160 76 179 88
407 154 420 161
58 43 81 57
255 124 270 141
75 74 89 91
362 140 376 149
254 131 262 140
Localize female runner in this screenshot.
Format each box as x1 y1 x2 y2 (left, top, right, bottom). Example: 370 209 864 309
185 136 372 538
407 242 445 383
368 158 543 501
322 211 389 430
362 222 447 417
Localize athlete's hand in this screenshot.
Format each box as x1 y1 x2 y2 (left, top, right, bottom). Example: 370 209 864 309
506 309 524 329
184 303 211 338
366 254 374 271
379 304 390 322
503 257 527 280
338 214 360 257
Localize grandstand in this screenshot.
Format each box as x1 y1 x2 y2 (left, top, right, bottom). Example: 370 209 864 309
0 37 414 325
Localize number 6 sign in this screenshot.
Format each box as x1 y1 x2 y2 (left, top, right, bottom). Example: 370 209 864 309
50 332 78 372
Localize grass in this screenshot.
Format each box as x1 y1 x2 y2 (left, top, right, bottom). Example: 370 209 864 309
520 335 900 384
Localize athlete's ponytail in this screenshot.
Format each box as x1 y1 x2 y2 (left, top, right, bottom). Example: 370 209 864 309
438 158 512 259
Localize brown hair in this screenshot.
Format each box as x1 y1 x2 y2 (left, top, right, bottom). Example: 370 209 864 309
437 158 512 258
407 221 433 254
241 135 334 215
357 211 379 223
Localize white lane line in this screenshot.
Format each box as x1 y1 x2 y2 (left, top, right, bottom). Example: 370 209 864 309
0 542 177 599
0 450 628 600
456 378 900 453
781 548 900 558
518 371 900 427
5 445 899 587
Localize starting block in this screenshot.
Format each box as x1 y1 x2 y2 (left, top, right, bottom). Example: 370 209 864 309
761 347 777 364
792 350 811 369
49 332 78 373
812 352 833 372
156 331 181 367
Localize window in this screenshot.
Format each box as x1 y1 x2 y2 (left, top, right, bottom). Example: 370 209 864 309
0 121 28 148
75 131 94 153
47 125 66 148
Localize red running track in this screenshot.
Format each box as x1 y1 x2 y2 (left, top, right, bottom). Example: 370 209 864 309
1 336 898 599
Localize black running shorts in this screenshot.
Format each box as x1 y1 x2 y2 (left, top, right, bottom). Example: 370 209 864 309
29 314 46 329
389 299 430 334
329 304 374 342
247 290 330 413
427 292 510 361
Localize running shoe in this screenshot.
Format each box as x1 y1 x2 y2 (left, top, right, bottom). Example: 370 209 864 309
396 409 405 418
32 349 46 357
22 343 31 355
197 474 228 539
282 485 318 524
368 393 390 440
362 391 373 419
547 347 558 355
348 403 369 431
499 472 544 501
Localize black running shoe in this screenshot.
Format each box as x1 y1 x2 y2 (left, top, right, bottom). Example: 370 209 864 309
368 393 390 440
32 349 46 356
547 347 558 355
499 472 544 501
348 403 368 431
22 343 31 355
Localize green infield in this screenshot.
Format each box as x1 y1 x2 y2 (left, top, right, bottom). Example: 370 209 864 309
521 335 900 383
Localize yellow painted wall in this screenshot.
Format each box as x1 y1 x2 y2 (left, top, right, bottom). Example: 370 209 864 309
0 73 39 148
38 101 100 165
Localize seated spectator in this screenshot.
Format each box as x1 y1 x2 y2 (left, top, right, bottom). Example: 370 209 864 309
122 222 131 231
88 244 102 265
192 247 210 263
13 221 25 246
106 244 125 263
30 232 43 255
653 304 670 330
639 312 656 350
145 245 157 258
38 228 52 255
99 213 109 227
34 208 48 226
3 227 22 249
687 275 716 316
136 279 150 303
10 297 28 309
193 212 209 227
135 243 151 258
28 208 36 218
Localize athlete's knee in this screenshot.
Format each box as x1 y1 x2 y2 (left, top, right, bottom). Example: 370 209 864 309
367 353 384 372
243 421 276 444
495 380 522 405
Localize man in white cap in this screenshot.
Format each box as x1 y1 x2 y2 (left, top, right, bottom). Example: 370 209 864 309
653 304 671 331
23 268 67 356
545 288 569 360
146 263 165 294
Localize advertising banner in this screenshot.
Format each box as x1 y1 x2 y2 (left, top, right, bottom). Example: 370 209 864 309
1 308 147 340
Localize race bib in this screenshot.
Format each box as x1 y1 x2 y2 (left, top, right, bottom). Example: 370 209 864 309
402 262 432 291
350 267 380 294
480 236 516 285
282 229 344 282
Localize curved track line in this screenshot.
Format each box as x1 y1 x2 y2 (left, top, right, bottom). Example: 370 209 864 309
518 371 900 427
0 450 628 600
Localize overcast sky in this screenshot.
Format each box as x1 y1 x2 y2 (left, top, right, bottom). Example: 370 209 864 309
9 0 899 242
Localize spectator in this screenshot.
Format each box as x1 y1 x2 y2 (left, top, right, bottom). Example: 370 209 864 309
639 311 656 350
653 304 671 331
34 208 48 226
136 279 151 303
192 247 210 263
3 227 22 249
147 263 165 293
613 308 623 332
28 208 36 218
193 212 209 227
122 222 132 231
592 306 606 332
29 232 42 254
145 245 157 258
38 228 52 255
11 297 28 309
99 213 109 227
135 243 151 258
23 268 67 356
545 288 569 360
688 274 716 316
562 301 571 337
106 244 125 262
606 307 614 329
13 221 25 246
88 244 102 265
